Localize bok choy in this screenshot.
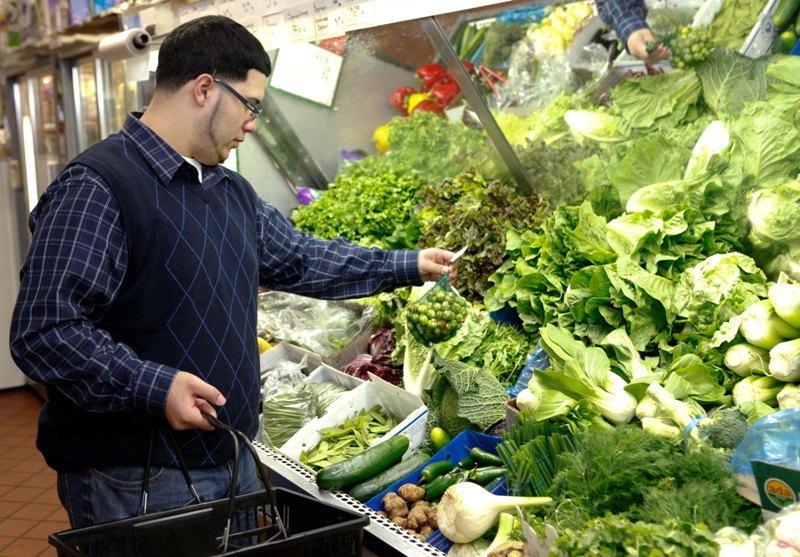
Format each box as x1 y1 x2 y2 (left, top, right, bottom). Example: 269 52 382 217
739 300 800 349
769 338 800 382
768 282 800 328
537 325 637 425
724 343 769 377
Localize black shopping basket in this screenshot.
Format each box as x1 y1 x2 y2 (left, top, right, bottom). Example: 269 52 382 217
49 413 369 557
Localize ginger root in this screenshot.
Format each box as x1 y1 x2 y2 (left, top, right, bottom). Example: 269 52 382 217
397 483 425 503
382 492 408 520
406 504 429 531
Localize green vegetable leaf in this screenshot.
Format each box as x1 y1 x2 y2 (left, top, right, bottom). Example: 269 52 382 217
696 49 767 117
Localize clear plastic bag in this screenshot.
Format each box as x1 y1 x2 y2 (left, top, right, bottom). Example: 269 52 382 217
405 273 468 345
261 361 316 448
716 503 800 557
257 291 374 357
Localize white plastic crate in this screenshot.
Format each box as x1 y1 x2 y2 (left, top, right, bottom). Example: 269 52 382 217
279 374 428 463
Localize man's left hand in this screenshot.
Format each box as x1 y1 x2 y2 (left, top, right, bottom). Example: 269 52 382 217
418 248 459 283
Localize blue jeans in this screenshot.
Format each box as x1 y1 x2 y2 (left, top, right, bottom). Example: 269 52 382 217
57 454 260 555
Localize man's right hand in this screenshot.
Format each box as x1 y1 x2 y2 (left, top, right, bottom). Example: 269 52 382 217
165 371 226 431
627 28 671 64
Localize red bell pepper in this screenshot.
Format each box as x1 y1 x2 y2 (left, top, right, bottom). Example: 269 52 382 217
460 60 475 75
390 85 417 113
416 63 447 91
428 80 460 108
411 99 444 114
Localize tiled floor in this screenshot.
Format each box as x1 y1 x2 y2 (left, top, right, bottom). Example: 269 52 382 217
0 387 70 557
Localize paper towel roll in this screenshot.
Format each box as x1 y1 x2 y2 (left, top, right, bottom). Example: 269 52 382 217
97 28 150 62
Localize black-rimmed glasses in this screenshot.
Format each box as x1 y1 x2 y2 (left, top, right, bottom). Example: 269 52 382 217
213 77 262 122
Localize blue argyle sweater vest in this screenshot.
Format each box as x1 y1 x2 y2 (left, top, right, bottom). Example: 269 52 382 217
38 132 262 470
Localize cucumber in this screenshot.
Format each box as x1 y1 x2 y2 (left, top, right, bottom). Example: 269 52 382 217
795 8 800 35
774 0 800 29
316 435 409 491
348 450 432 503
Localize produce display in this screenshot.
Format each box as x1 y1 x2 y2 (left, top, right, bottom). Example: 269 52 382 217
300 406 400 471
256 1 800 555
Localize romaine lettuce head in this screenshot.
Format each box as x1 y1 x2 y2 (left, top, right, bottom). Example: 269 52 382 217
747 181 800 249
564 110 627 143
684 120 730 180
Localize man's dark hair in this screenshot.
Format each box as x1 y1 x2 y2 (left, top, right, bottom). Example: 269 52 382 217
155 15 271 91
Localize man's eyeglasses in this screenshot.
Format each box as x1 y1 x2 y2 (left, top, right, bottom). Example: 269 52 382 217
213 77 262 122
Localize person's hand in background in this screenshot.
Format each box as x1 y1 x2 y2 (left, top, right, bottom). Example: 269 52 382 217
627 27 671 64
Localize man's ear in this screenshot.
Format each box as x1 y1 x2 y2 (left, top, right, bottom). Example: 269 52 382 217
193 74 215 108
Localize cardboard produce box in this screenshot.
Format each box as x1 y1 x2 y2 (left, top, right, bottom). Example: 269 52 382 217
260 341 322 377
279 373 427 463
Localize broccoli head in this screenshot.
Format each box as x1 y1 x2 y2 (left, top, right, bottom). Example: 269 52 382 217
698 407 750 450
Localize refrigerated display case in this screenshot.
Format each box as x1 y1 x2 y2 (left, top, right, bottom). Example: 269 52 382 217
98 58 149 137
10 64 68 214
72 56 102 151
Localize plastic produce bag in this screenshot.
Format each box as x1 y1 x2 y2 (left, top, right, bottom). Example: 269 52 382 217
507 344 551 397
262 361 316 448
716 503 800 557
730 409 800 476
257 291 374 357
405 274 468 345
308 381 348 416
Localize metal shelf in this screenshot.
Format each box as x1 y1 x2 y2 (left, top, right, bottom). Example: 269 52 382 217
254 441 447 557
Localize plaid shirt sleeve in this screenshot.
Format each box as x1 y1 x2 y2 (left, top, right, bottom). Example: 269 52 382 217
255 200 422 299
9 166 178 414
595 0 649 50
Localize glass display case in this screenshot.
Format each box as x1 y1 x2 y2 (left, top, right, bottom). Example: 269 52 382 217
73 57 102 151
250 0 610 209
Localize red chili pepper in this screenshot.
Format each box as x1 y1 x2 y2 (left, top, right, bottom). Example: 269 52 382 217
411 99 444 114
416 63 447 91
390 85 417 113
427 80 460 108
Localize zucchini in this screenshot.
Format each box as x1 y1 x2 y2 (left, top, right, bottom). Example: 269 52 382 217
348 450 432 503
774 0 800 29
316 435 409 491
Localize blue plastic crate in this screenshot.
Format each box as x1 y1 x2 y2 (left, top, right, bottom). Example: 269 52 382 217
365 429 505 553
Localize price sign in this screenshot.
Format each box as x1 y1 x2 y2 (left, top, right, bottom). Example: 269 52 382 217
177 0 216 24
284 2 315 42
256 11 287 50
268 42 343 107
313 0 344 39
340 0 374 27
215 0 238 19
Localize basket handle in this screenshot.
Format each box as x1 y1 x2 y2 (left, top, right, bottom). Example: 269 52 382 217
139 426 204 516
201 411 289 550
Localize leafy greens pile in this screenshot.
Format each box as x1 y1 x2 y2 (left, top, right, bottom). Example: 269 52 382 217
415 170 547 302
292 155 424 249
523 426 761 555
